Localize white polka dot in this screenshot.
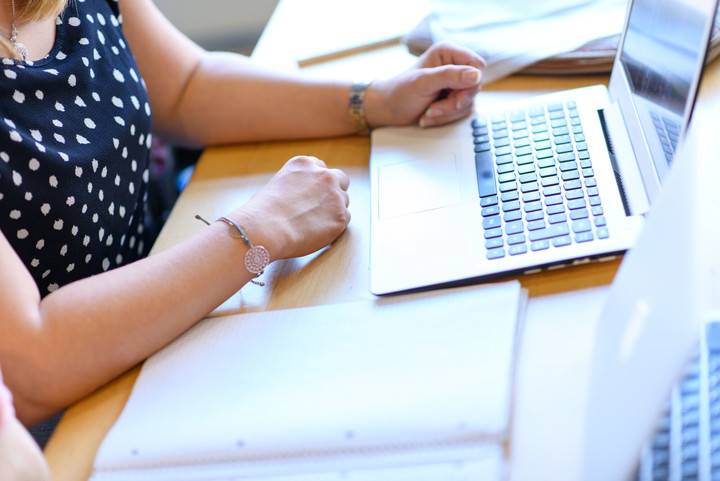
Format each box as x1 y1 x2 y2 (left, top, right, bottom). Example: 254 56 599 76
12 171 22 186
111 96 123 108
75 96 86 107
66 263 75 272
28 158 40 170
113 69 124 82
30 130 42 142
40 204 51 215
0 152 9 162
43 69 59 76
68 17 81 26
13 90 25 103
55 51 67 60
4 69 17 79
49 176 58 187
31 259 39 267
17 229 28 239
35 90 44 100
36 239 44 250
92 159 98 172
68 74 77 87
9 209 20 219
79 38 90 45
55 101 65 112
76 134 89 144
92 213 99 223
114 116 125 126
84 118 96 129
83 236 90 247
53 119 63 127
59 152 69 162
106 235 113 246
53 219 64 230
9 131 22 142
85 254 92 263
66 196 75 206
54 133 66 143
24 192 32 201
48 284 59 292
92 92 100 101
97 31 105 44
102 258 110 271
60 245 68 256
98 227 105 241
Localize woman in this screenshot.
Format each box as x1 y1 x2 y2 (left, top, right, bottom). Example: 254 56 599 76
0 0 486 430
0 365 51 481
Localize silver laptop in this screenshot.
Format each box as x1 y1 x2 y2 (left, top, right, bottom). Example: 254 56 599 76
577 95 720 481
369 0 718 295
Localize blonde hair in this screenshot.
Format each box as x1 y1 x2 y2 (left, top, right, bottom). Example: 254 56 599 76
1 0 68 58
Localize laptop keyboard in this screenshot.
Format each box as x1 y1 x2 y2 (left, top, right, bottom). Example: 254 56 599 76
473 100 610 260
637 321 720 481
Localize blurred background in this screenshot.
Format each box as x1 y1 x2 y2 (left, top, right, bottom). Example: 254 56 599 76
153 0 279 54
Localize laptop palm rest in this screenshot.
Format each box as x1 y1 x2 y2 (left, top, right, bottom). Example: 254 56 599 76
378 153 461 219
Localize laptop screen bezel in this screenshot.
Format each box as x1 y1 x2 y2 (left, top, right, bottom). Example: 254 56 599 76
607 0 718 205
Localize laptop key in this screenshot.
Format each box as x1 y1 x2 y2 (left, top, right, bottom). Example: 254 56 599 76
528 223 570 241
482 216 501 229
485 237 503 249
507 233 526 245
575 231 594 243
530 240 550 251
509 244 528 256
480 195 498 207
552 235 572 247
486 247 505 260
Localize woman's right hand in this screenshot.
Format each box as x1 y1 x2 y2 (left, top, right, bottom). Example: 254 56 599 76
231 155 351 261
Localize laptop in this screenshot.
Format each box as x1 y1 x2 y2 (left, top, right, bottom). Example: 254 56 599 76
574 91 720 481
369 0 719 295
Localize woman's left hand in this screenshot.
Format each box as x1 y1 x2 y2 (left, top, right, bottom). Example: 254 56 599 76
364 41 487 129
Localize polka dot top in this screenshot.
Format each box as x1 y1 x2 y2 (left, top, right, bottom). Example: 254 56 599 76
0 0 152 295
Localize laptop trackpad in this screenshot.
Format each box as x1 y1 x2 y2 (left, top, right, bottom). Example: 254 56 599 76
378 153 461 219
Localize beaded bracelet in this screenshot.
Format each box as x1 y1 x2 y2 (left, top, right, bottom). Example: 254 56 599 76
195 215 270 286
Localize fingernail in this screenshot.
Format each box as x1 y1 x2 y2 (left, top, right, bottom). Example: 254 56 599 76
456 93 467 110
419 116 433 128
462 69 481 85
425 107 443 118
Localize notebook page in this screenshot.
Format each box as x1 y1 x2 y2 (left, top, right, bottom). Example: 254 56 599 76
91 281 524 480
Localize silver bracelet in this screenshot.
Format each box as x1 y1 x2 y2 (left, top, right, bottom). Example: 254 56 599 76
348 81 371 136
195 214 270 286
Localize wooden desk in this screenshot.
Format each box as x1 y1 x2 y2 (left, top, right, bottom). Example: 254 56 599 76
43 0 720 479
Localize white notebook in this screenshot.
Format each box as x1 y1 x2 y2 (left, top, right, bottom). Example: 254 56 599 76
90 281 526 481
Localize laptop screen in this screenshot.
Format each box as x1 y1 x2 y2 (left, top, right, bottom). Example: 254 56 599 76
619 0 716 182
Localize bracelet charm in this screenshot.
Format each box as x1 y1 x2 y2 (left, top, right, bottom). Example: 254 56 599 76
195 214 269 285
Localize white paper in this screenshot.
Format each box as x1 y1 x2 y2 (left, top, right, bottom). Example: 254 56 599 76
90 281 525 480
427 0 627 83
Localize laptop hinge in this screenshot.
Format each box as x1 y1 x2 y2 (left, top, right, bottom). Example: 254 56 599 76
597 106 650 216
